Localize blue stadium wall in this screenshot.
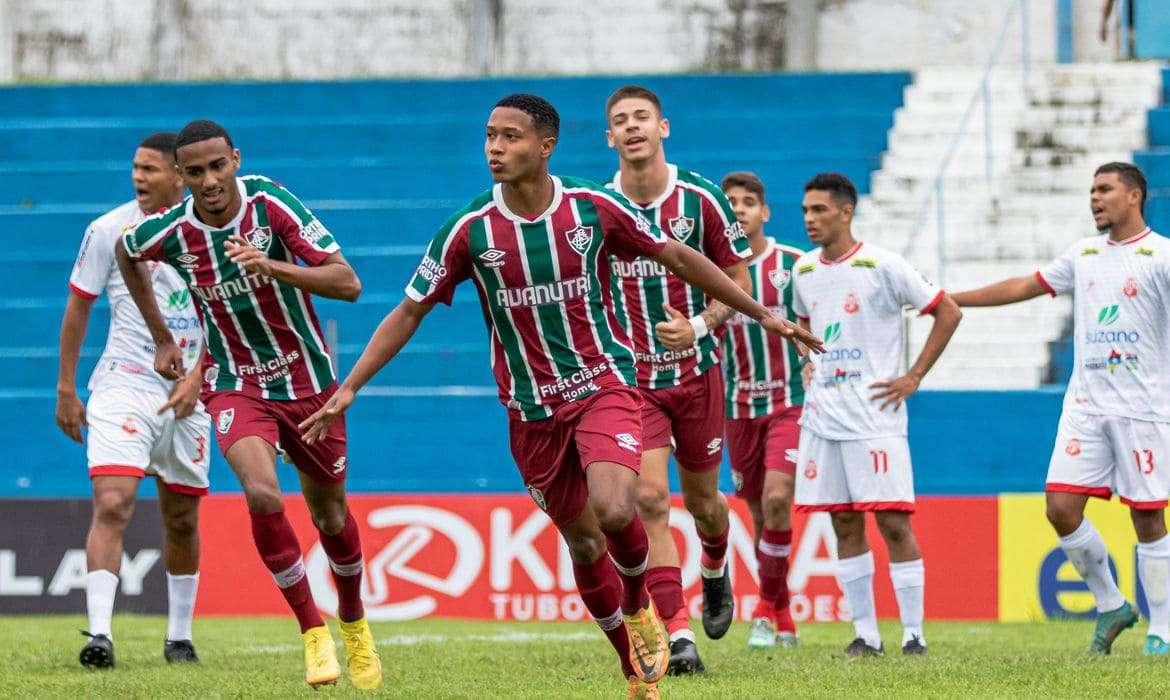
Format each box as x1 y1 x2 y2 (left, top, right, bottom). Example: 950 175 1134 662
0 72 1076 498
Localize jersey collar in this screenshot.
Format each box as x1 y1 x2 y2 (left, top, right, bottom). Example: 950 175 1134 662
1106 227 1152 246
186 178 248 233
492 175 564 224
819 240 863 265
610 163 678 210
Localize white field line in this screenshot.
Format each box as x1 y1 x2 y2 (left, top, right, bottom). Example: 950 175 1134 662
244 630 600 654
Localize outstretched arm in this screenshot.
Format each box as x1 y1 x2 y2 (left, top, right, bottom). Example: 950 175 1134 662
653 240 823 352
116 244 184 379
870 294 963 410
226 237 361 301
950 274 1048 307
299 297 434 443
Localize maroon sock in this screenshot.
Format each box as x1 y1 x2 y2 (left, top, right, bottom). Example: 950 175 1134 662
573 555 634 678
249 510 324 633
759 528 793 614
317 510 365 623
602 517 650 614
698 523 730 573
645 565 685 622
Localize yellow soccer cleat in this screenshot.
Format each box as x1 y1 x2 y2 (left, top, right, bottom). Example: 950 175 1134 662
626 676 660 699
339 616 383 690
302 625 341 688
623 603 669 684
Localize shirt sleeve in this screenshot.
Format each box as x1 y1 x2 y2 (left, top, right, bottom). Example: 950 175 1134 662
262 186 340 266
122 218 171 262
699 187 751 268
1035 243 1077 297
591 190 668 262
791 270 810 320
404 220 471 306
68 222 114 299
887 254 944 313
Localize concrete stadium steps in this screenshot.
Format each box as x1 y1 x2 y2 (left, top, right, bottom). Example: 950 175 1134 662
854 62 1163 390
0 73 912 119
1135 68 1170 233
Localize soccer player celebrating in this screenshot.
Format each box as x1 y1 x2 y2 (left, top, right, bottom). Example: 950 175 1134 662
58 132 209 669
952 162 1170 656
117 121 381 689
791 173 961 658
603 85 751 674
659 171 808 649
297 94 822 699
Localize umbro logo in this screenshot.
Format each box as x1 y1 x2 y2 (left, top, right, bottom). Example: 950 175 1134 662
332 457 347 474
706 438 723 455
615 433 639 453
478 248 507 268
177 253 198 270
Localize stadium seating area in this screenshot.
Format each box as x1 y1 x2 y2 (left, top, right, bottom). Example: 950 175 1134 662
1134 67 1170 232
2 73 912 495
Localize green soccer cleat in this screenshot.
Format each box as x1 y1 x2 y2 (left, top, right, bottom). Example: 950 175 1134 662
1087 601 1139 655
1144 635 1170 657
747 618 776 650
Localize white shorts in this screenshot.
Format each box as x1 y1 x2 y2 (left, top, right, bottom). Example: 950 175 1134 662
1046 410 1170 509
793 431 914 512
86 379 211 495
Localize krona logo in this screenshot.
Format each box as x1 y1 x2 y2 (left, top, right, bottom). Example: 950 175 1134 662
823 322 841 343
1097 305 1120 326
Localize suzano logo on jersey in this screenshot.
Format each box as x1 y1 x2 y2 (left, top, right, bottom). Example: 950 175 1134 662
165 289 191 310
821 322 863 362
1097 305 1120 325
823 322 841 343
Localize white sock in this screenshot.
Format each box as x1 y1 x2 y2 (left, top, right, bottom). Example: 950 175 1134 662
166 572 200 642
1058 518 1126 613
837 550 880 647
890 559 925 646
669 628 696 643
1137 534 1170 642
85 569 119 638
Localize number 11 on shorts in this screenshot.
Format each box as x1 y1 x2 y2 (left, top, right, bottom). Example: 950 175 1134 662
870 449 889 474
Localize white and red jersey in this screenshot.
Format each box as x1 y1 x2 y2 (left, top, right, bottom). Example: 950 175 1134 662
69 200 203 392
1036 228 1170 422
792 241 943 440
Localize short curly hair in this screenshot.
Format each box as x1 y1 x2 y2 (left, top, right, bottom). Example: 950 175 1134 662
494 93 560 138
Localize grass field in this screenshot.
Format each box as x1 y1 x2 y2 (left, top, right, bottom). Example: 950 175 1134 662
1 615 1166 698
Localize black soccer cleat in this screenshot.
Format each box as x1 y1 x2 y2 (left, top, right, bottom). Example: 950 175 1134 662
164 639 200 663
666 637 705 676
902 636 927 656
844 637 884 659
79 630 115 669
700 564 735 639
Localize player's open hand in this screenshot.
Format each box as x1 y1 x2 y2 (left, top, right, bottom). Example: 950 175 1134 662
869 372 922 411
155 340 185 380
225 234 274 277
55 389 86 443
299 385 356 445
654 303 696 351
759 314 825 354
159 371 201 419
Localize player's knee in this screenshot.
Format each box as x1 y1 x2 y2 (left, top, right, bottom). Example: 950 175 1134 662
164 511 198 541
681 489 723 525
635 482 671 524
93 489 135 527
830 512 865 542
1045 502 1079 532
311 505 347 535
1131 508 1168 541
564 530 607 564
594 500 634 533
243 487 283 515
761 492 792 524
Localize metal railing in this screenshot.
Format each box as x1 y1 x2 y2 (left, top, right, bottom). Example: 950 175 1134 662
900 0 1032 288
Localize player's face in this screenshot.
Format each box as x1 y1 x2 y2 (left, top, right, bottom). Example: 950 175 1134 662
130 147 182 213
605 98 668 164
724 185 770 241
802 189 851 246
1090 172 1140 232
485 107 554 184
176 137 241 217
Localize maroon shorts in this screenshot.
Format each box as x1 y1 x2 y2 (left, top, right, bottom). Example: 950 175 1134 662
205 383 348 484
509 386 643 528
726 405 802 500
640 368 725 472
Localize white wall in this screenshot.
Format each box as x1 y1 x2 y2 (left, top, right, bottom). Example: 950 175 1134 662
0 1 1131 83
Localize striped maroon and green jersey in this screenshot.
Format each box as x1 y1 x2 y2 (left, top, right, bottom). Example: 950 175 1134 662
607 164 751 390
722 238 806 419
406 175 668 421
122 175 339 400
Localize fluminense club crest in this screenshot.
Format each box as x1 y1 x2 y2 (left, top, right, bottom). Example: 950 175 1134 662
565 225 594 255
668 215 695 241
769 269 791 290
246 226 273 252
